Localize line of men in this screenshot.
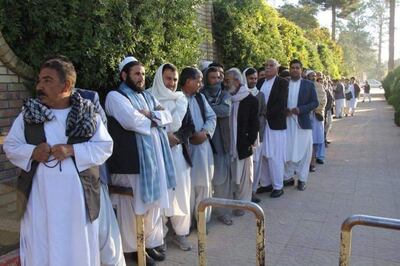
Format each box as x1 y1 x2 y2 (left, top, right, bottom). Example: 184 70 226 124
4 55 330 266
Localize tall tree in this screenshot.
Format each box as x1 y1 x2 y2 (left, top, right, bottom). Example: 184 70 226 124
337 4 377 79
301 0 360 40
367 0 388 79
388 0 396 70
278 4 319 29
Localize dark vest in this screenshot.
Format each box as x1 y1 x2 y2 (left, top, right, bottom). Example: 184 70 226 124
106 90 140 174
19 122 101 223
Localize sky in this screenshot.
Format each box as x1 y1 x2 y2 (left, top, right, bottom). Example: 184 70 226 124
270 0 400 61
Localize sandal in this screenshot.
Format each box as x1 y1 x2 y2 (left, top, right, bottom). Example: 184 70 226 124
217 214 233 225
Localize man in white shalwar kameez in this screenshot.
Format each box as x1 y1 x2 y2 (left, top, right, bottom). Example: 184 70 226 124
255 59 289 198
4 57 113 266
179 67 216 225
149 63 194 251
105 57 175 265
284 59 318 191
225 68 259 217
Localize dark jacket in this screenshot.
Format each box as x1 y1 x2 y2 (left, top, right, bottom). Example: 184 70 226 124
296 79 319 129
256 76 288 131
333 83 345 99
236 94 259 160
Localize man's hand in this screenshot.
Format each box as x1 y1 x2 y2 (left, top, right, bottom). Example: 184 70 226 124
291 107 300 115
168 132 180 147
284 108 292 116
139 109 152 119
32 143 51 163
51 144 74 161
189 131 208 145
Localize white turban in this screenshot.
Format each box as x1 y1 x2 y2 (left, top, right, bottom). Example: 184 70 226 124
119 56 138 73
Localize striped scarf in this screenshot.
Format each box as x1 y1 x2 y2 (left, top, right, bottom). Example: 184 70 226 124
22 92 97 138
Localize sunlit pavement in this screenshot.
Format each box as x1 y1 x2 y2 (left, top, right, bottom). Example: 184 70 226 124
130 87 400 266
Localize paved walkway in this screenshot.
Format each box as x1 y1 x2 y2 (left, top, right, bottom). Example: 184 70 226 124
143 88 400 265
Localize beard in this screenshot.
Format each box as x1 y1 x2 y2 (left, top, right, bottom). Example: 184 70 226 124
125 75 145 92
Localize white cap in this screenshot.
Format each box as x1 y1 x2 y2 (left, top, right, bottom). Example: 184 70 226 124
119 56 138 73
305 69 315 77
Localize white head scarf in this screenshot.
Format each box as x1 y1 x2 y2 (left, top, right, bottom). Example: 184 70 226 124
242 67 259 96
149 64 188 133
149 64 182 101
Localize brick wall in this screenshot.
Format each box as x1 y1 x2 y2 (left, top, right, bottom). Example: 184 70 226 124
197 1 218 62
0 35 32 258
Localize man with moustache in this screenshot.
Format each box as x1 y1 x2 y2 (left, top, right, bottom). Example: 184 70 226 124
105 56 176 265
284 59 318 191
4 57 113 266
254 59 289 198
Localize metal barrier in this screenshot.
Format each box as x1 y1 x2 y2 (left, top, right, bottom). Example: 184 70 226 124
197 198 265 266
109 185 146 266
339 214 400 266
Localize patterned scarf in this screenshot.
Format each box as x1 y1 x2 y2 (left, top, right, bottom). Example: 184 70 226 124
22 92 97 138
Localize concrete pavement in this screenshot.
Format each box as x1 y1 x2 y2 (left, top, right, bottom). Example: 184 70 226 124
140 88 400 265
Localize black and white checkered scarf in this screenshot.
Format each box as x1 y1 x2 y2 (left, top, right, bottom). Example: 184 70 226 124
23 92 97 138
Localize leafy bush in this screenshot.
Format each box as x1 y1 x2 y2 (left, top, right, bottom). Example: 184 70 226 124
213 0 343 76
382 66 400 100
0 0 204 94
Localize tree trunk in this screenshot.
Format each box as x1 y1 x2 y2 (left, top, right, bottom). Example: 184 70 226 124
378 16 383 66
388 0 395 71
332 4 337 40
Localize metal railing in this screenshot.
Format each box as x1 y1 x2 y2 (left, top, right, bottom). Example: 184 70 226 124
197 197 265 266
339 214 400 266
109 185 146 266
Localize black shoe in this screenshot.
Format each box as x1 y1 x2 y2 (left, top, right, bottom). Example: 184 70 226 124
146 247 166 261
316 158 324 164
154 244 166 254
251 194 261 203
297 181 306 191
309 165 316 172
130 252 156 266
283 178 295 187
270 189 284 198
256 185 273 194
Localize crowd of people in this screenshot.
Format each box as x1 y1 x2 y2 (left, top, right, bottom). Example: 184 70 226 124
3 55 370 266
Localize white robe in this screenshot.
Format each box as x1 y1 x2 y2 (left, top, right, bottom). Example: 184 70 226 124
156 97 191 218
256 77 286 190
105 91 172 251
286 79 313 163
186 93 216 222
4 110 113 266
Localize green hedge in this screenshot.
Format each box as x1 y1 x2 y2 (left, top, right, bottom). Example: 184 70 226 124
0 0 204 94
213 0 343 78
382 66 400 126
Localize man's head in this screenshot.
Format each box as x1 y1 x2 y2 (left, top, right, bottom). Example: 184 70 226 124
225 68 243 95
36 56 76 108
205 66 221 87
350 77 356 84
306 70 316 81
244 68 258 89
209 62 224 82
120 57 146 92
179 67 203 96
365 80 369 84
289 59 303 80
264 59 280 79
279 69 290 81
162 63 178 91
258 67 266 80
